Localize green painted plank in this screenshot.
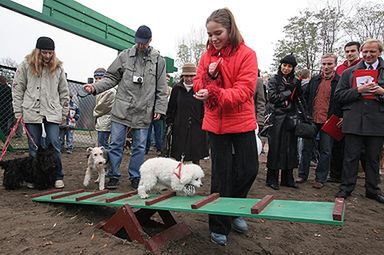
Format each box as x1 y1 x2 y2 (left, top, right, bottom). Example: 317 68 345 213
32 192 344 226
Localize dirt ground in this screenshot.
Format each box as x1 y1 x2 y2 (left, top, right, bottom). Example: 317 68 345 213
0 147 383 255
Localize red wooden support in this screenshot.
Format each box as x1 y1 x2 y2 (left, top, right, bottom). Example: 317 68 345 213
97 204 191 254
105 191 137 203
51 189 85 200
332 198 345 221
75 190 109 201
145 191 176 206
191 193 220 209
251 195 274 214
30 189 62 198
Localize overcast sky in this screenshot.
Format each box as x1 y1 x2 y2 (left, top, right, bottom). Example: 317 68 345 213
0 0 377 81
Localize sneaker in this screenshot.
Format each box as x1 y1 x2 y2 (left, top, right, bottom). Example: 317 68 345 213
26 182 35 189
131 178 140 189
210 232 227 246
232 217 248 233
66 150 72 154
106 178 119 189
55 180 65 189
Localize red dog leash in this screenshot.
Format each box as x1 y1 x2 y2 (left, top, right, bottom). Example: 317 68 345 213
174 155 185 179
0 117 37 161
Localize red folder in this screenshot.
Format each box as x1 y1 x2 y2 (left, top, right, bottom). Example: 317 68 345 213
352 69 378 100
321 114 344 141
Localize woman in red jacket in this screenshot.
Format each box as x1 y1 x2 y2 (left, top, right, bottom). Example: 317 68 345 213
194 8 258 246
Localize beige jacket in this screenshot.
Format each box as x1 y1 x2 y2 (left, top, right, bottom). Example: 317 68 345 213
93 87 117 131
12 60 69 124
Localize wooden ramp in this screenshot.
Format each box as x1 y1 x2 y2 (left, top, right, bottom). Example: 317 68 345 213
32 190 345 254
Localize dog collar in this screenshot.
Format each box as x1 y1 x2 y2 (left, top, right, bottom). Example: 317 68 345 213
174 162 183 179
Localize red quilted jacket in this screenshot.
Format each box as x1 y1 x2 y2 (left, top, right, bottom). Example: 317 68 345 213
193 41 258 134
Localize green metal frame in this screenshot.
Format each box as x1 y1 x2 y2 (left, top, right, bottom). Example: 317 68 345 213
0 0 177 72
32 191 345 226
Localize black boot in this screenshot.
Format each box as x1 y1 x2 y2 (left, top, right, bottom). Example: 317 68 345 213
266 169 280 190
281 169 298 188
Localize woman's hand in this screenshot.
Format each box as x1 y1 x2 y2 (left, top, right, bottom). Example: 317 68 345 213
194 89 209 101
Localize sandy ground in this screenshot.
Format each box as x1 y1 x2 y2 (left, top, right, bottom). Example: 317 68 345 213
0 148 383 255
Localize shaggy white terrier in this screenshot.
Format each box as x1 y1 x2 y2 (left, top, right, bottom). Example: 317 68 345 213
83 146 107 190
138 157 204 199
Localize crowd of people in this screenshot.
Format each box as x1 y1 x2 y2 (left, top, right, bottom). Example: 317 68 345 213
5 6 384 247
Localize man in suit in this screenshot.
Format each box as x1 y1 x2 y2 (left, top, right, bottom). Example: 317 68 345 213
335 39 384 203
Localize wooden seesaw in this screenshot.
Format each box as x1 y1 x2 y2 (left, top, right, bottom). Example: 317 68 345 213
31 189 345 254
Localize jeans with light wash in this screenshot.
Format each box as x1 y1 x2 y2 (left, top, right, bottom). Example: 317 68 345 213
108 121 149 180
98 131 111 150
25 121 64 180
59 128 74 151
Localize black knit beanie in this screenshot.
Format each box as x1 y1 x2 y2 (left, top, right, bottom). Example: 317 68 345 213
36 36 55 50
280 53 297 67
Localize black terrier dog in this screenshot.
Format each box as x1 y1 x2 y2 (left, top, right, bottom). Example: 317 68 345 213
0 145 57 190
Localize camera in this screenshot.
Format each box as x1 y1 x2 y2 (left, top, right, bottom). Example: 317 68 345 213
133 75 143 84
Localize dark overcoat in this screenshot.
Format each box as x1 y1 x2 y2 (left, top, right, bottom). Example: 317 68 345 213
266 74 301 170
334 57 384 136
166 82 209 162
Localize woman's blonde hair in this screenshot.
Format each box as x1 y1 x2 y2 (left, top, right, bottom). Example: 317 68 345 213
26 49 62 76
206 8 243 49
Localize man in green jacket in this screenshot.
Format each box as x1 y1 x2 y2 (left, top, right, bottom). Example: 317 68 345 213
84 25 168 189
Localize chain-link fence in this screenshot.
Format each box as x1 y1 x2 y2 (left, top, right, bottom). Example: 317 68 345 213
0 64 97 152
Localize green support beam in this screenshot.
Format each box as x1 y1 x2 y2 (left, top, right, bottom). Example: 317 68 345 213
0 0 177 72
42 0 135 50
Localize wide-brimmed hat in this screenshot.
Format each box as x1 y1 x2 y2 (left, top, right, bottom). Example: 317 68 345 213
135 25 152 44
181 63 197 76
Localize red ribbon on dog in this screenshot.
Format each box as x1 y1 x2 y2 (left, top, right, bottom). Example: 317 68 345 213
174 162 183 179
0 117 37 161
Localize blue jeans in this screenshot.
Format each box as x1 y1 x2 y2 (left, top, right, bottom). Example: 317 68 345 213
298 124 333 182
98 131 111 149
59 128 74 151
25 121 64 180
109 121 148 180
146 119 164 152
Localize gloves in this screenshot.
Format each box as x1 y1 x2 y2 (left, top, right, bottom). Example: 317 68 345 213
14 112 22 119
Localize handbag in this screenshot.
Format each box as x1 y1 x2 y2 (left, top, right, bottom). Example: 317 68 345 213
295 98 317 139
295 118 317 138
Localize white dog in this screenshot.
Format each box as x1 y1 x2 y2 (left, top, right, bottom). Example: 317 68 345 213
137 157 204 199
83 146 107 190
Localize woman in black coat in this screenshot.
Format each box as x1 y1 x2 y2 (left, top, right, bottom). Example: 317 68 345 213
266 54 301 190
165 63 209 164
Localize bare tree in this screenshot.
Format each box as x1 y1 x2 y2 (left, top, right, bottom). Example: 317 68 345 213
343 3 384 42
0 57 18 68
272 10 320 72
176 27 207 70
